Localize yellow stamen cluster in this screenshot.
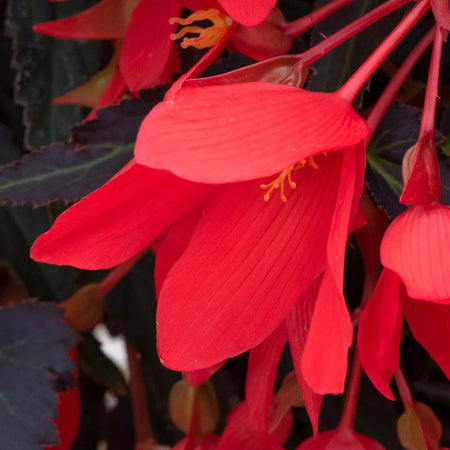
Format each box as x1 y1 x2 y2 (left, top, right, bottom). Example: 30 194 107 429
260 156 322 202
169 9 231 50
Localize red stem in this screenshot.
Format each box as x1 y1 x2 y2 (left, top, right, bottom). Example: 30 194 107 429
282 0 357 38
366 27 435 142
96 249 147 299
338 349 362 431
126 343 155 447
300 0 411 67
337 0 430 103
419 25 444 139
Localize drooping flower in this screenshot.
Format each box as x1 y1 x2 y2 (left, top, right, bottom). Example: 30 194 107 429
357 203 450 399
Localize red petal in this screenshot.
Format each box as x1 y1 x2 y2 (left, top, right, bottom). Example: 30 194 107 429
404 299 450 381
301 146 364 394
297 429 385 449
285 277 323 435
33 0 139 40
431 0 450 30
217 402 292 450
246 325 287 438
119 0 181 92
157 152 343 371
135 83 369 183
357 269 406 400
217 0 276 26
31 162 212 269
381 204 450 302
154 206 203 299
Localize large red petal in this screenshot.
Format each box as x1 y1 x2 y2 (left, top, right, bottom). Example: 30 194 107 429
31 162 212 269
381 204 450 302
285 277 323 435
404 299 450 381
33 0 139 40
217 0 276 26
246 325 287 438
357 269 406 400
135 83 369 183
154 206 202 299
157 152 343 371
119 0 181 92
301 146 364 394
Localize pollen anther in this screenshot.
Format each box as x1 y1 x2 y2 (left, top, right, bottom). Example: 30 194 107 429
169 9 231 50
260 156 326 202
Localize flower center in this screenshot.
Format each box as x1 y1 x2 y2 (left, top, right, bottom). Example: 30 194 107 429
260 156 322 202
169 9 231 50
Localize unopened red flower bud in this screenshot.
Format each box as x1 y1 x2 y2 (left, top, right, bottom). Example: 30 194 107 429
230 8 292 61
397 402 442 450
169 379 219 438
60 283 104 332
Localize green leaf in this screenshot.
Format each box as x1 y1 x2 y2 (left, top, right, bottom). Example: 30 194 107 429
0 300 77 449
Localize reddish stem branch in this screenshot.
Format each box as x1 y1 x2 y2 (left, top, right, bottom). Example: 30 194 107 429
300 0 411 67
419 25 444 138
126 343 155 448
366 27 435 142
282 0 356 38
337 0 430 103
338 349 362 431
96 248 147 299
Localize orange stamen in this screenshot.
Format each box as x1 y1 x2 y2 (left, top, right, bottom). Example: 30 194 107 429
261 155 327 202
169 9 231 50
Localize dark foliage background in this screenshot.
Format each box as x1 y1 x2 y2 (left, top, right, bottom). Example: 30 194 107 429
0 0 448 448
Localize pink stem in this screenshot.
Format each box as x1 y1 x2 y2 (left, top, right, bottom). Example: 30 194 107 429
126 343 155 448
419 25 444 139
282 0 356 38
394 369 428 446
337 0 430 103
366 27 435 143
338 348 362 430
300 0 411 67
96 249 147 299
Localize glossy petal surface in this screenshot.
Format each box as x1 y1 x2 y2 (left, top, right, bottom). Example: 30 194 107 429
358 269 406 400
381 204 450 302
157 153 343 371
31 162 211 269
135 83 369 183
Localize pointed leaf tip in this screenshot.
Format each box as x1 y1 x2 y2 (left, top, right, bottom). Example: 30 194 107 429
135 83 369 183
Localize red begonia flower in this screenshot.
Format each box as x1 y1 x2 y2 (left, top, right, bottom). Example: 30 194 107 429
216 401 292 450
156 145 365 384
31 161 213 269
381 204 450 303
135 83 369 183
